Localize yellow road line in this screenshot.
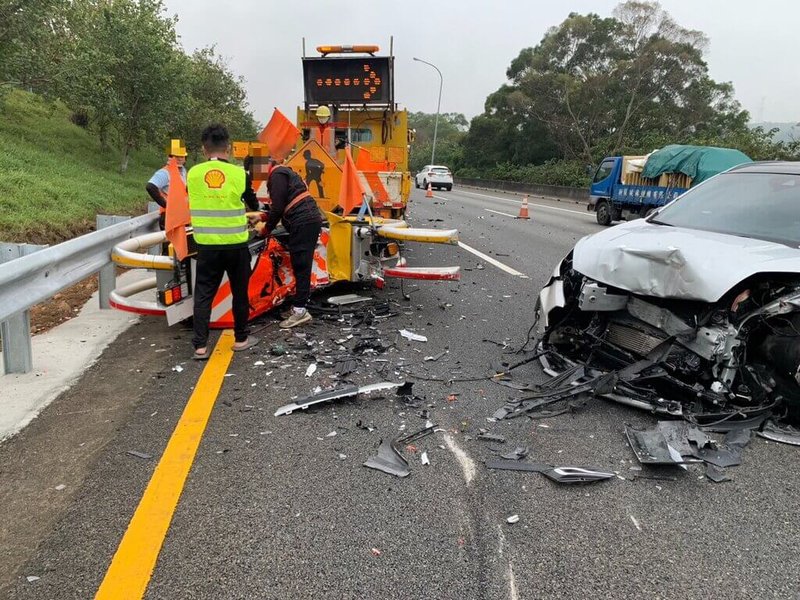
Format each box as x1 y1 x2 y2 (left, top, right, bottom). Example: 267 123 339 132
95 331 235 600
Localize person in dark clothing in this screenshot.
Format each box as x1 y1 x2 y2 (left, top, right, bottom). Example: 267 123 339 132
188 124 260 360
254 161 323 328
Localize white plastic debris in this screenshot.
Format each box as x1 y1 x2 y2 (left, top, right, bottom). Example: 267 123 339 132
399 329 427 343
172 365 184 373
254 360 265 366
54 484 66 491
338 453 348 460
421 451 430 465
326 431 337 438
26 576 40 583
506 514 520 524
305 363 317 377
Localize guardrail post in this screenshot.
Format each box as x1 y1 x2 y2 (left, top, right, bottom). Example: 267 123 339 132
1 243 47 374
96 215 133 309
146 202 161 257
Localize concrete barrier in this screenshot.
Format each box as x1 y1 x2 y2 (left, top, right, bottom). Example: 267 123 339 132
454 177 588 204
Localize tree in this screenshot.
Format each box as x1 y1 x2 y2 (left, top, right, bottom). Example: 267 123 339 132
61 0 183 172
407 111 468 173
0 0 74 94
171 47 259 155
474 1 753 165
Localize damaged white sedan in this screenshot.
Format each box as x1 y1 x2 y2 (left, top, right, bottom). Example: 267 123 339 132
535 162 800 430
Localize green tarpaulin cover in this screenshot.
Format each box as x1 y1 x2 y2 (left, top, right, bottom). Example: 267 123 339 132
641 144 752 184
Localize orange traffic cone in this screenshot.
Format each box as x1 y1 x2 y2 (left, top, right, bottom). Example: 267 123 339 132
425 182 434 198
516 195 530 219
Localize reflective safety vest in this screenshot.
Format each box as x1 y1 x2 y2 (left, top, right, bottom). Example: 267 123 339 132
188 159 248 246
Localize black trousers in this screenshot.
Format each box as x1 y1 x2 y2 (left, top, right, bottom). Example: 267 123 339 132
192 246 251 348
287 221 322 308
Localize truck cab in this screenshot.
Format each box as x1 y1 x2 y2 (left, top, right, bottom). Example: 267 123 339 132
588 157 622 226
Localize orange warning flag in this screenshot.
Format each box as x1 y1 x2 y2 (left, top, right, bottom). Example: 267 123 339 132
164 157 190 260
338 147 366 215
258 108 301 161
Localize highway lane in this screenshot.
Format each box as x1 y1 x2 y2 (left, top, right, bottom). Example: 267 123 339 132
3 187 800 599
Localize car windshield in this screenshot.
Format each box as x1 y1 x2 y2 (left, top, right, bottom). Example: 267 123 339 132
652 172 800 247
432 167 450 173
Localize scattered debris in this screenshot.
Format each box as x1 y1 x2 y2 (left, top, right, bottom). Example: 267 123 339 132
629 515 642 531
171 365 184 373
325 431 337 438
269 344 287 356
274 382 401 416
758 420 800 446
506 514 520 524
500 446 529 461
625 422 709 465
338 453 348 460
335 358 359 376
477 432 506 443
370 547 382 556
253 360 265 366
486 460 615 484
328 293 371 306
126 450 153 460
397 424 436 445
705 464 731 483
54 484 66 491
26 576 40 583
305 363 317 377
364 438 410 478
447 393 458 403
424 351 447 362
421 451 430 465
396 381 415 396
399 329 427 343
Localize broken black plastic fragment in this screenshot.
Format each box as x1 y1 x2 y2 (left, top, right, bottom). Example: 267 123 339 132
477 432 506 443
363 438 410 478
396 381 415 397
705 464 730 483
625 422 708 465
500 446 530 461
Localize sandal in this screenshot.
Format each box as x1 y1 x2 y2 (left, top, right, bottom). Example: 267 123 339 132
232 336 260 352
192 348 210 361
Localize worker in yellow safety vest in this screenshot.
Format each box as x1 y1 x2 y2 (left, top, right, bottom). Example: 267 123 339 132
187 124 260 360
145 139 188 230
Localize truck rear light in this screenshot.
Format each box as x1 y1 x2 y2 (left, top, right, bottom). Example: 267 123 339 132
159 284 185 306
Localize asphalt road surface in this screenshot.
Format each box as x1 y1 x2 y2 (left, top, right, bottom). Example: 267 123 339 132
2 187 800 599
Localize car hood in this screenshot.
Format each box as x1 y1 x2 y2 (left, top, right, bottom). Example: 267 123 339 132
573 221 800 302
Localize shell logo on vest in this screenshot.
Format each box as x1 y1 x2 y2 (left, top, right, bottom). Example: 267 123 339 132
204 169 226 189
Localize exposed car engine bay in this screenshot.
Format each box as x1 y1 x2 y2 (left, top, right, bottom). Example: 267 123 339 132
535 253 800 429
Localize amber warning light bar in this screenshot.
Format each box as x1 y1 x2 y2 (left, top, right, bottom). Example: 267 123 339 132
317 45 379 55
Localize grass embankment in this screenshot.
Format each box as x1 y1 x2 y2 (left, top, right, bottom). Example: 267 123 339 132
0 89 163 244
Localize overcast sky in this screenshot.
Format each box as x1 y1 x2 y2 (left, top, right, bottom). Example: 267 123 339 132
164 0 799 125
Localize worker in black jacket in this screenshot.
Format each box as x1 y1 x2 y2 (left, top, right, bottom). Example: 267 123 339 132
254 161 323 328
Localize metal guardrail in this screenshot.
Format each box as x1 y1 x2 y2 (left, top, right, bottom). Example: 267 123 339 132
0 211 159 374
454 177 588 203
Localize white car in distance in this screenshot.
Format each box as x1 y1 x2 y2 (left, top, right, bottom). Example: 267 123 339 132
415 165 453 191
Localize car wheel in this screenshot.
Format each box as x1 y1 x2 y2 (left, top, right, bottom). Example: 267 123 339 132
446 185 452 191
422 179 428 188
414 179 419 189
596 200 613 226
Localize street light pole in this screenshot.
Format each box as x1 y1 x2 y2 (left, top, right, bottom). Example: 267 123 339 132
413 57 443 165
